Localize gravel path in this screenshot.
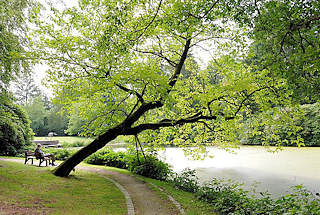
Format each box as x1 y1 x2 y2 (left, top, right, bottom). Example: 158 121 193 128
0 158 182 215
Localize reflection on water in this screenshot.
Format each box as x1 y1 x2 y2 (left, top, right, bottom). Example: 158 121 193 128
159 146 320 196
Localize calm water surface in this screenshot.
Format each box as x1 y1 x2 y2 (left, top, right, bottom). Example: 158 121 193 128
159 146 320 196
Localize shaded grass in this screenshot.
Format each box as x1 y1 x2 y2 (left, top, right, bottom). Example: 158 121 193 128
0 160 126 215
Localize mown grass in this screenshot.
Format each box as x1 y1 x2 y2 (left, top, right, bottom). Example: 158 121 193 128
0 160 126 215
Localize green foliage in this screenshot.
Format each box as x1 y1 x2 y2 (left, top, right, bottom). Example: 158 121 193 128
0 0 33 86
65 141 87 148
86 148 172 180
23 96 47 135
24 96 68 136
171 168 200 193
196 179 250 214
0 91 33 156
172 169 320 214
85 148 127 169
299 103 320 146
240 103 320 146
126 153 172 181
250 0 320 102
44 148 75 160
65 105 87 136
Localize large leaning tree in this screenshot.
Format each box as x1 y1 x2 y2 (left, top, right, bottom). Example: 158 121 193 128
32 0 309 177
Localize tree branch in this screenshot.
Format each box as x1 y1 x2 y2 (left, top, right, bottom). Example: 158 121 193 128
135 0 163 40
134 49 177 67
289 15 320 31
115 83 145 104
123 112 227 135
168 39 191 88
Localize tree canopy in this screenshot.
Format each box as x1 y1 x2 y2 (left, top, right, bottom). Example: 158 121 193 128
250 0 320 103
31 0 319 176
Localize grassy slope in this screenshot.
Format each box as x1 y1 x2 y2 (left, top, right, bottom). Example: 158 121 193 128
0 160 126 215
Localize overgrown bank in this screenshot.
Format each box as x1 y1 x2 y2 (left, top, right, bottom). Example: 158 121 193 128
86 148 320 214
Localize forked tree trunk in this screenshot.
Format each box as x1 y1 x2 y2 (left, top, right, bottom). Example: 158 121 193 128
54 126 122 177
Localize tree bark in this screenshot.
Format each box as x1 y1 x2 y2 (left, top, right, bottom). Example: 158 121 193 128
53 126 122 177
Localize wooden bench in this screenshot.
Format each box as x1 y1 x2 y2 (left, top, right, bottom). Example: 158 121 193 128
24 151 51 166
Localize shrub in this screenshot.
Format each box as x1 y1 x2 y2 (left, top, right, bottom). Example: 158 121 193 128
126 153 172 181
86 148 126 168
0 98 33 156
86 148 172 180
45 148 74 160
170 168 200 193
196 179 252 214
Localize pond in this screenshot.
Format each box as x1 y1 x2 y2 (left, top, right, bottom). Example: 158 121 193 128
159 146 320 197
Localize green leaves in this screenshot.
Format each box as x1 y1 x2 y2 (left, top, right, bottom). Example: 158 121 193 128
30 0 312 158
251 0 320 102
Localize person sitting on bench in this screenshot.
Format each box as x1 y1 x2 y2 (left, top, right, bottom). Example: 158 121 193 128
35 143 56 166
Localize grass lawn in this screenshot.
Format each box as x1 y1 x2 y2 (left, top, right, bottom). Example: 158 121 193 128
0 160 126 215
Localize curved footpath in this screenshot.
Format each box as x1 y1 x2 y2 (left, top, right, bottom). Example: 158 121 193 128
0 158 184 215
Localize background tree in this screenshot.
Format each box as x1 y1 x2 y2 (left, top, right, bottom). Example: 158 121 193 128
250 0 320 103
65 104 87 136
12 72 41 105
24 96 68 136
24 96 47 136
0 91 33 156
33 0 305 177
0 0 35 153
46 103 68 136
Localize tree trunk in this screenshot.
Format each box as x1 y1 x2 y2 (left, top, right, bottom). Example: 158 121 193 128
54 126 122 177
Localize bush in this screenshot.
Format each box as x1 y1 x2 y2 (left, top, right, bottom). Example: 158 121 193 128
0 96 33 156
45 148 75 160
86 148 127 168
196 179 252 214
86 148 172 180
61 141 87 148
170 168 200 193
126 153 172 181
